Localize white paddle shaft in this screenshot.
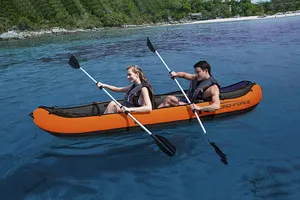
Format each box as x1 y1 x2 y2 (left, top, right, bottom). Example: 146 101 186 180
155 51 207 134
79 67 154 136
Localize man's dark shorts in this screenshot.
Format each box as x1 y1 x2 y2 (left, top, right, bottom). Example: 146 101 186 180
177 97 188 104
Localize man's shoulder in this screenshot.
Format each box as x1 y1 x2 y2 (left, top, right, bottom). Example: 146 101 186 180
208 84 220 93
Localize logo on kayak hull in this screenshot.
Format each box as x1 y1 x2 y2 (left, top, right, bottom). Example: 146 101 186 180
220 100 251 109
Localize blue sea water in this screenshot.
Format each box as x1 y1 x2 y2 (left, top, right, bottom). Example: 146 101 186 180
1 16 300 200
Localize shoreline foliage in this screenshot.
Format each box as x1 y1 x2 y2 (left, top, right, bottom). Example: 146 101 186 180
1 0 300 33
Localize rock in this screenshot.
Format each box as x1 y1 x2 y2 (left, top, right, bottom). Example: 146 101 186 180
0 30 24 40
51 27 68 34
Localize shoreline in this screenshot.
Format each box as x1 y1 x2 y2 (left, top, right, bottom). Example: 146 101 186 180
1 13 300 41
189 13 300 25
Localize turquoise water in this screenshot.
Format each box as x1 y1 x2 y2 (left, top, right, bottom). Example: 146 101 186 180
1 16 300 200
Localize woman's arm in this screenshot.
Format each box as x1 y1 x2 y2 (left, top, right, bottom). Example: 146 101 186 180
97 82 131 92
126 87 152 112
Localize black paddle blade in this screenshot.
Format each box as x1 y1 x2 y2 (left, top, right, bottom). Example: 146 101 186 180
210 142 228 165
153 134 176 157
68 55 80 69
147 37 156 52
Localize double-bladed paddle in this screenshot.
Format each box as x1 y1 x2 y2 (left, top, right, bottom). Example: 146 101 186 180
146 38 227 164
68 55 176 157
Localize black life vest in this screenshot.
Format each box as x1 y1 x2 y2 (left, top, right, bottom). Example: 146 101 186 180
187 76 220 102
122 81 154 108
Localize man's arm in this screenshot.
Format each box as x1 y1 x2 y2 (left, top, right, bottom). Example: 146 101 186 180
170 71 195 80
191 85 220 112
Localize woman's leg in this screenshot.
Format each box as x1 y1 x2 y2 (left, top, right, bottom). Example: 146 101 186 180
158 95 180 108
104 101 121 114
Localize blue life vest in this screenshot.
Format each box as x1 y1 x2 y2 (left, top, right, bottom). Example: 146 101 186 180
187 76 220 102
122 81 154 108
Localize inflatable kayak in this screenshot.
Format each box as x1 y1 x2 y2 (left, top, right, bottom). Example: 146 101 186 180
30 80 262 136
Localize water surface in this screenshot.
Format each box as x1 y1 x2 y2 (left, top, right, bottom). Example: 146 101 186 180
1 16 300 200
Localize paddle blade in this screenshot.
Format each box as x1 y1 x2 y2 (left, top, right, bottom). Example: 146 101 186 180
68 55 80 69
210 142 228 165
147 37 156 52
153 134 176 157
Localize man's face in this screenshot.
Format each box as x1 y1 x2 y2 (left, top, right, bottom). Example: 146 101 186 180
194 67 207 81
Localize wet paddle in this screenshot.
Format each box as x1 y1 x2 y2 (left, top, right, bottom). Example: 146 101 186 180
146 38 227 164
68 55 176 157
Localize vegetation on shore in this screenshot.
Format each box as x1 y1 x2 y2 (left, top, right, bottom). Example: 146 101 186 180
1 0 300 33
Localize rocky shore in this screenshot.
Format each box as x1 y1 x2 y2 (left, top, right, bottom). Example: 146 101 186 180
1 13 299 40
0 22 176 40
0 27 105 40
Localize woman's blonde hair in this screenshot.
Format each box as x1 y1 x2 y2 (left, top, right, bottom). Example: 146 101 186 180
127 65 154 94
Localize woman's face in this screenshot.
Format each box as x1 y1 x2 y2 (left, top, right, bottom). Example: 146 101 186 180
127 68 139 83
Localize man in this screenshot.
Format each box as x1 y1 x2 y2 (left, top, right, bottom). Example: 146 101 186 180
158 61 220 112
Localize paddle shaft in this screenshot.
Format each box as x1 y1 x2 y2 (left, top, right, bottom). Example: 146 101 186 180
147 38 227 163
79 67 156 137
154 51 207 134
68 54 176 157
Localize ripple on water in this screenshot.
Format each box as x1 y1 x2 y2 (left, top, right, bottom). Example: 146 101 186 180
237 157 300 200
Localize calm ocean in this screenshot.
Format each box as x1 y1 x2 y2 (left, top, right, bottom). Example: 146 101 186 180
1 16 300 200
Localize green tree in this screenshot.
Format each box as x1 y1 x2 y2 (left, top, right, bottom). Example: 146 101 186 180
2 0 300 33
16 17 34 30
241 0 255 16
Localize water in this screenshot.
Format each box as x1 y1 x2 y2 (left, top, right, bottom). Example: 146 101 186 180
1 16 300 200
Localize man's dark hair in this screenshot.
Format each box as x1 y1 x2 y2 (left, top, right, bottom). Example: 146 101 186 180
194 61 211 75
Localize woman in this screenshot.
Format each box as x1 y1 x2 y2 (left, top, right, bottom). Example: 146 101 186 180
97 65 154 114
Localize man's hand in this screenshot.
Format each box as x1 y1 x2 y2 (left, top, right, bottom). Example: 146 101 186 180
169 71 177 79
190 103 201 111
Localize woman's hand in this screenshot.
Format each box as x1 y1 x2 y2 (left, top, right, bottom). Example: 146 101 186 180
120 106 130 113
97 82 104 88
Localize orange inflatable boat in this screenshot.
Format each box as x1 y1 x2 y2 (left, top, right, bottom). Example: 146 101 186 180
30 80 262 136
